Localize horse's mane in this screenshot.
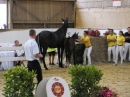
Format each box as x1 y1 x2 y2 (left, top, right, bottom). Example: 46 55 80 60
55 22 68 34
71 33 76 38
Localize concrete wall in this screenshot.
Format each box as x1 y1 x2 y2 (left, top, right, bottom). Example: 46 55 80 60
76 8 130 29
75 0 130 29
0 28 127 45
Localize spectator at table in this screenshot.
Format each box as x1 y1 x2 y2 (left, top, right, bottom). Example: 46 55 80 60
13 40 21 46
13 40 24 66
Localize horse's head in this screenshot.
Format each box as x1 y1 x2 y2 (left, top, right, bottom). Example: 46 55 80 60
72 32 79 40
61 17 68 28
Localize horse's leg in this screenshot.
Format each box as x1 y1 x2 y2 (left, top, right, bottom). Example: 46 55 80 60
42 48 48 70
60 47 64 68
65 50 67 66
68 50 72 66
73 48 76 65
65 49 69 67
57 47 61 67
39 46 43 63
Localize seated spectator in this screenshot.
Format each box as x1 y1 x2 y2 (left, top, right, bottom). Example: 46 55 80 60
16 44 24 56
13 40 24 66
3 24 7 29
88 28 97 36
88 28 92 35
13 40 22 46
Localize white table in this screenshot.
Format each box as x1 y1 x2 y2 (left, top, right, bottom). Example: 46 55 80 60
0 51 15 70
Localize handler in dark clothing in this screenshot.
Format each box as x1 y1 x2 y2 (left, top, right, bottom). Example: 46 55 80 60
123 27 130 61
24 29 43 85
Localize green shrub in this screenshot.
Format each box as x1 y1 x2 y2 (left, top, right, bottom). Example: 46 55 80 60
3 66 36 97
74 44 85 64
68 65 103 97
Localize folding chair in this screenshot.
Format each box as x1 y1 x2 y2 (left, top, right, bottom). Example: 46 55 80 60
14 52 25 67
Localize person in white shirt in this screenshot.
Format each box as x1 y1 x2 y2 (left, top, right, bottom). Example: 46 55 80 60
24 29 43 85
13 40 24 66
14 40 20 46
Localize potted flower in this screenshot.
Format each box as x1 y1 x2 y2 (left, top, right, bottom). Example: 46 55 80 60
99 87 118 97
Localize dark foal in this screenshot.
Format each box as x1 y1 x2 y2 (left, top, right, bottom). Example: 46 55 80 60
64 32 79 67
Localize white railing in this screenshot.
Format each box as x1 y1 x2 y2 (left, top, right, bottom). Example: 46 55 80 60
0 46 26 61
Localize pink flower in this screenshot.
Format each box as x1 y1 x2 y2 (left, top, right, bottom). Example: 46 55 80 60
99 87 118 97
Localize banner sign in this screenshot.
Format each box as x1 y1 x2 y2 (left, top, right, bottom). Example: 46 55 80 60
113 0 121 6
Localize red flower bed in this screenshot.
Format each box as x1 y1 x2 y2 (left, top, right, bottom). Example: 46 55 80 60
99 87 119 97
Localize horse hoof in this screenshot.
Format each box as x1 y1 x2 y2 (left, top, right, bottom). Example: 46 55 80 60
64 66 67 68
45 68 49 70
59 66 64 68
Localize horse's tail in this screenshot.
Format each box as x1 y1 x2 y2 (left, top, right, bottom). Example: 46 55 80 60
36 33 43 63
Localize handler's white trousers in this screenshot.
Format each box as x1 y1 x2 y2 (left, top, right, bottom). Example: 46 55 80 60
108 46 116 62
115 45 124 64
123 43 130 61
83 46 92 65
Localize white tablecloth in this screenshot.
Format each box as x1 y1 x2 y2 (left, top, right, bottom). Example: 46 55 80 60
0 51 15 70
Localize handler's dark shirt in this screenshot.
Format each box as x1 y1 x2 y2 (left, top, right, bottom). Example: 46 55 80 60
124 32 130 43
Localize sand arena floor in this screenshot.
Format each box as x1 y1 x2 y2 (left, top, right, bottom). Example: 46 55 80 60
0 56 130 97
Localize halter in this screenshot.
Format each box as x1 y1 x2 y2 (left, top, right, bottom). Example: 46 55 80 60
67 32 70 37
